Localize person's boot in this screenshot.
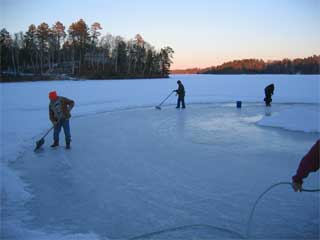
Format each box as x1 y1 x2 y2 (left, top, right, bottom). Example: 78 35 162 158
50 140 59 148
66 140 71 150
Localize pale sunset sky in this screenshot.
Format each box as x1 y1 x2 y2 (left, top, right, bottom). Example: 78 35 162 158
1 0 319 69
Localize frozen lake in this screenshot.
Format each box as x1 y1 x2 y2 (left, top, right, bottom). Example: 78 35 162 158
2 74 319 239
9 102 319 239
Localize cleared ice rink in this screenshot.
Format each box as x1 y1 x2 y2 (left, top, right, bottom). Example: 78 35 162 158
10 103 319 239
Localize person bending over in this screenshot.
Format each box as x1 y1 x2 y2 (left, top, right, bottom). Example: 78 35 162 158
49 91 75 149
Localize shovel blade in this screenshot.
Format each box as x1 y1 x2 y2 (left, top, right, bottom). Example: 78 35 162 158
34 138 45 152
155 106 161 110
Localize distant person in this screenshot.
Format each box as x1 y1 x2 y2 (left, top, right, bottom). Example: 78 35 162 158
49 91 75 149
264 84 275 106
174 80 186 109
292 139 320 192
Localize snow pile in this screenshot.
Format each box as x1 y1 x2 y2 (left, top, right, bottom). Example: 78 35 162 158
258 105 320 133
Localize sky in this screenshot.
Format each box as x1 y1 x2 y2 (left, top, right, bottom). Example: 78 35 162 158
1 0 320 69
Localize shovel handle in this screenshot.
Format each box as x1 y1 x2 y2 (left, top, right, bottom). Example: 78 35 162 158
158 91 174 106
42 125 55 138
42 119 62 138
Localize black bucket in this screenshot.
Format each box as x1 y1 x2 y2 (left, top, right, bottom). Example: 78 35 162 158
236 101 242 108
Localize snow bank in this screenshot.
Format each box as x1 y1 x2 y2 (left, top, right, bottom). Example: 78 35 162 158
258 105 320 133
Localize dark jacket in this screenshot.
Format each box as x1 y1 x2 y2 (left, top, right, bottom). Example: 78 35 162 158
49 96 75 122
292 140 320 184
265 84 274 96
175 83 185 96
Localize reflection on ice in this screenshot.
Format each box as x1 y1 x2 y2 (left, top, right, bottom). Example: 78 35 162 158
265 106 272 116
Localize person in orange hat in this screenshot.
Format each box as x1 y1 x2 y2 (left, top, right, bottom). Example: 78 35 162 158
49 91 75 149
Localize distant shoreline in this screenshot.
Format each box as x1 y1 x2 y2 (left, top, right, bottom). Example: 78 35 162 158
171 55 320 75
2 73 320 83
170 72 320 75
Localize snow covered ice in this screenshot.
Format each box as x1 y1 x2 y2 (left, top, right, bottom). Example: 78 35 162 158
1 74 320 239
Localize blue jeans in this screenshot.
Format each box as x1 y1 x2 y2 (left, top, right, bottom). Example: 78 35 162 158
54 119 71 143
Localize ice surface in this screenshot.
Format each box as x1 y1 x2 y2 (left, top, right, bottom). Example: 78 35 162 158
1 74 320 239
257 105 320 133
7 104 320 239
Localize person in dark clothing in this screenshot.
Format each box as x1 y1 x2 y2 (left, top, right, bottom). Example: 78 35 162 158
49 91 75 149
292 139 320 192
174 80 186 109
264 84 275 106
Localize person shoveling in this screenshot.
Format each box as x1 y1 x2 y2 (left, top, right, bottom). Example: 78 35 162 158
174 80 186 109
49 91 75 149
155 80 186 110
34 91 75 151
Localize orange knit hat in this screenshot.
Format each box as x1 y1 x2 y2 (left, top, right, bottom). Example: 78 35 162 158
49 91 58 100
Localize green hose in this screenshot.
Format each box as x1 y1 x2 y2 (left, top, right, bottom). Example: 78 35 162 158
246 181 320 238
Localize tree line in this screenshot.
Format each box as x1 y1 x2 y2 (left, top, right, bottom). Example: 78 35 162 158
1 19 174 81
171 56 320 74
198 55 320 74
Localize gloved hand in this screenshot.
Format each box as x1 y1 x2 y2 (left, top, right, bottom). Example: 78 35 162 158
67 106 73 112
292 181 302 192
52 120 58 126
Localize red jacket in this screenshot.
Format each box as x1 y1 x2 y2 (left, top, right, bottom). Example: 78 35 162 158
292 140 320 184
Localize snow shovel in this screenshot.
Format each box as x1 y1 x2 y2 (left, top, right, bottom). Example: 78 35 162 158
34 125 55 152
155 91 174 110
